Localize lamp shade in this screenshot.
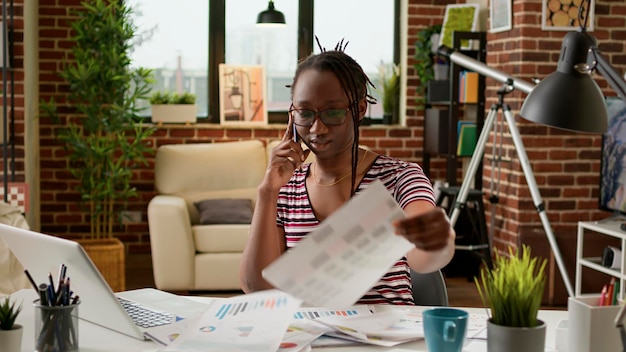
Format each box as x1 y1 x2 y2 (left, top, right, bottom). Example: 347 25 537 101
519 30 608 134
256 1 286 26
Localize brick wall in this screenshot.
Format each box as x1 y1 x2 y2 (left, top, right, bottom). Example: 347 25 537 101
12 0 626 294
484 0 625 303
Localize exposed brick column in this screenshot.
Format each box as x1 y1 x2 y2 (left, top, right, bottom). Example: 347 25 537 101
484 0 626 304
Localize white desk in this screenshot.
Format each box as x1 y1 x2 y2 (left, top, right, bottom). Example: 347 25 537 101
11 289 566 352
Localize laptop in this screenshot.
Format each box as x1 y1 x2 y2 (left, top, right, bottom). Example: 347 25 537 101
0 222 211 340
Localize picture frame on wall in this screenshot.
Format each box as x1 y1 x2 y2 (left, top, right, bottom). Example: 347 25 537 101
490 0 512 33
438 4 480 50
219 64 268 125
542 0 594 31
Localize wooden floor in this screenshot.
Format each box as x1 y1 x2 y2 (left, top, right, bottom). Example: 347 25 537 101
125 253 484 307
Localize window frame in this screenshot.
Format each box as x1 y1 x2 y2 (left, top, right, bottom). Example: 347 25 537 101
207 0 400 124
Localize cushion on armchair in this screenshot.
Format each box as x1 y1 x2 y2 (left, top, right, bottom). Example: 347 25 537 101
194 198 253 224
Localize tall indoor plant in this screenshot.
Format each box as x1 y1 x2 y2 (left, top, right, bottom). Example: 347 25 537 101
475 245 547 352
40 0 154 291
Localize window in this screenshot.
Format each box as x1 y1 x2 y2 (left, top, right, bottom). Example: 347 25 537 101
129 0 398 123
128 0 209 117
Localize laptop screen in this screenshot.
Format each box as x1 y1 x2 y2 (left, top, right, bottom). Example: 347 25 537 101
0 223 145 339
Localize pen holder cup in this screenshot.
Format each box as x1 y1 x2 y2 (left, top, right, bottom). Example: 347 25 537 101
567 295 621 352
33 299 80 352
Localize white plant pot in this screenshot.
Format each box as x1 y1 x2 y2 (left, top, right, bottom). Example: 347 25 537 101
151 104 198 124
0 324 23 352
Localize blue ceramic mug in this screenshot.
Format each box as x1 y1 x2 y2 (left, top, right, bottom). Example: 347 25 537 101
423 307 469 352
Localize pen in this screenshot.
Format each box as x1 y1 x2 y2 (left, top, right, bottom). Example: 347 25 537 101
600 284 608 306
608 278 616 306
38 283 49 306
24 269 39 293
57 263 66 288
46 284 55 306
48 272 55 292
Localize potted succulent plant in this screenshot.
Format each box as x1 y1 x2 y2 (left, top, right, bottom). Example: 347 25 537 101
150 91 198 125
39 0 154 292
0 296 22 352
475 245 547 352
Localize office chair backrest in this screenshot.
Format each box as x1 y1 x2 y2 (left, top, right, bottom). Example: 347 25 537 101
411 269 449 306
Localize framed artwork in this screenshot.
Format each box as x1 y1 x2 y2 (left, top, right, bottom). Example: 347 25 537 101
542 0 594 31
438 4 480 50
218 64 268 125
490 0 512 33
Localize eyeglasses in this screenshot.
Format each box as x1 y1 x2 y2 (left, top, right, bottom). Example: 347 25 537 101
288 105 351 127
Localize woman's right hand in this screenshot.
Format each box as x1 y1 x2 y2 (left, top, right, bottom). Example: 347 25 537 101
260 119 310 192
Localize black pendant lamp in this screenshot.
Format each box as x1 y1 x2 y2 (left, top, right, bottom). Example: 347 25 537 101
256 1 286 26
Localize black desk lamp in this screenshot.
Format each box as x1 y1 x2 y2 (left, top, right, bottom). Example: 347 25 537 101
519 1 626 131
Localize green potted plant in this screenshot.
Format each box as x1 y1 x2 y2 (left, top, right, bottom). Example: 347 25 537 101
0 296 22 352
414 24 443 107
378 62 400 125
39 0 154 292
475 245 547 352
149 90 198 125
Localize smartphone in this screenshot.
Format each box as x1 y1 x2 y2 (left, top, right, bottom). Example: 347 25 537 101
292 120 299 143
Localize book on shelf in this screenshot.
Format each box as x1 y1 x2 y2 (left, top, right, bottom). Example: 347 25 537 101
457 121 476 156
458 71 479 103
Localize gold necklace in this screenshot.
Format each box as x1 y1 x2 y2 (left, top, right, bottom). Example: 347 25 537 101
312 151 368 187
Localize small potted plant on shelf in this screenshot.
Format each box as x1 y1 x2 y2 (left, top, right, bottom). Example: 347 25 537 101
414 24 443 108
475 245 547 352
149 90 198 125
0 296 23 352
377 62 400 125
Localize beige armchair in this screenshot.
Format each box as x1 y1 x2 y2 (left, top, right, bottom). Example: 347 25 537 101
148 140 269 292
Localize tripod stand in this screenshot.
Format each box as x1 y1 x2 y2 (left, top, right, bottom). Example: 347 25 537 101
448 80 575 297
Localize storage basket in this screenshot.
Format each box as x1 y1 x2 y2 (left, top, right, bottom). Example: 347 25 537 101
79 238 126 292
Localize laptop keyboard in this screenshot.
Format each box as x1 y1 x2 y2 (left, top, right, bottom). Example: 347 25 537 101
117 297 175 328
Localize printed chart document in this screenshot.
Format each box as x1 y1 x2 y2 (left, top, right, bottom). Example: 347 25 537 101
263 180 414 307
161 289 302 352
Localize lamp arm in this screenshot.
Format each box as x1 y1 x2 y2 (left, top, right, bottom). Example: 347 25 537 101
437 45 535 94
589 46 626 102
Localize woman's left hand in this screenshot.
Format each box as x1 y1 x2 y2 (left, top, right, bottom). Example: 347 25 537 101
394 207 455 251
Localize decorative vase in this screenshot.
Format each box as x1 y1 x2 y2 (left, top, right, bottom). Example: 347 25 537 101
0 324 23 352
487 319 546 352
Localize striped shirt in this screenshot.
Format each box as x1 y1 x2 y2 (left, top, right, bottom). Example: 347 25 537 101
276 154 436 305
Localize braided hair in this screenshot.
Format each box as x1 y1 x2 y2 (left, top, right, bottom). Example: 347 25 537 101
290 37 377 196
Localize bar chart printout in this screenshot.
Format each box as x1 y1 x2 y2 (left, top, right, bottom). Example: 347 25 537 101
163 289 302 352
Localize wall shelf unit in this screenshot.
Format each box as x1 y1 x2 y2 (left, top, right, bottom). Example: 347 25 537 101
422 31 486 189
576 218 626 301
